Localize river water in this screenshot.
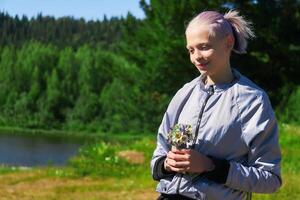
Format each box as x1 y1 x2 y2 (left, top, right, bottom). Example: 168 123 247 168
0 134 84 167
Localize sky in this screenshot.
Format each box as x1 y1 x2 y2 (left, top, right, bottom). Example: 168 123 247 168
0 0 147 21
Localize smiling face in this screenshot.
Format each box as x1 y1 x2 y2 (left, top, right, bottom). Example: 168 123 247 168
186 25 233 80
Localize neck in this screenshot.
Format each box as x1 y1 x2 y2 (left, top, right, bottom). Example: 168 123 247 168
206 64 233 85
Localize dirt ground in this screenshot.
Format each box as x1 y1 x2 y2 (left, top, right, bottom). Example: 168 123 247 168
0 170 159 200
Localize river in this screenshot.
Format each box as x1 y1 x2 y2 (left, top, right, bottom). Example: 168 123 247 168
0 134 84 167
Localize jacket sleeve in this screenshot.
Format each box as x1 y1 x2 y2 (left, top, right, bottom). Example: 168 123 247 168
150 112 174 181
150 78 199 181
225 92 282 193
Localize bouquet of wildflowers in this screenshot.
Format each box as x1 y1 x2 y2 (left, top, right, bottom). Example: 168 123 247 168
167 123 193 149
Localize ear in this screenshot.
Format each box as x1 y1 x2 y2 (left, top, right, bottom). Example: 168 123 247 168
225 35 234 51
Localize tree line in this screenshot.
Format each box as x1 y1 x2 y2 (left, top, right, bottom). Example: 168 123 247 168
0 11 140 49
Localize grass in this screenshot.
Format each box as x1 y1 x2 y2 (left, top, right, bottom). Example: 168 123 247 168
0 123 299 199
0 169 158 199
252 123 300 199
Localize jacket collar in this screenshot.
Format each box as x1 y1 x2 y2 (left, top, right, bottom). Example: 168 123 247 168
198 68 241 93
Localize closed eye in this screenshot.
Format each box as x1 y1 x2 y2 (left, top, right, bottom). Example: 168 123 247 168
187 49 194 54
198 45 211 51
186 44 212 54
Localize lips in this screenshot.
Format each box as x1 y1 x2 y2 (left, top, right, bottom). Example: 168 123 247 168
196 62 209 69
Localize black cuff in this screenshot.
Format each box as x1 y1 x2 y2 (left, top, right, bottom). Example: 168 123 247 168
152 156 175 181
202 156 230 184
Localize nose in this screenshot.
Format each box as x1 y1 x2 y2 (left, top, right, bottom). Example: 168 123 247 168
194 49 203 61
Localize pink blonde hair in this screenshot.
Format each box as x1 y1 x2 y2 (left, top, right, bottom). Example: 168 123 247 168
185 10 255 54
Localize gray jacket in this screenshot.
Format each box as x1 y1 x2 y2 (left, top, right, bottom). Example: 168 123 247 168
150 69 282 200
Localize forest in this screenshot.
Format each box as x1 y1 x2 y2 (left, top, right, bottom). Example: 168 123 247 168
0 0 299 134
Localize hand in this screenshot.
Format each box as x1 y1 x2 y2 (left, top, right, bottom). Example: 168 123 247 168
164 148 214 174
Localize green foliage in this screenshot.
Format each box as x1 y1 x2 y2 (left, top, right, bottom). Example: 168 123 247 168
280 86 300 123
0 42 150 132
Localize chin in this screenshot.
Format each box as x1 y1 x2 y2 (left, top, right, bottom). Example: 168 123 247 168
196 67 209 75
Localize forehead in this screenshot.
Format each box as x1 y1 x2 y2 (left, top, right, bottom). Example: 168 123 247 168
186 22 229 49
185 25 214 47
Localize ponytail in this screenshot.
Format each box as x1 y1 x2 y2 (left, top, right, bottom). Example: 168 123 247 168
224 10 255 54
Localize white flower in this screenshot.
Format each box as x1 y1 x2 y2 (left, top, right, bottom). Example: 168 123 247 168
168 123 193 149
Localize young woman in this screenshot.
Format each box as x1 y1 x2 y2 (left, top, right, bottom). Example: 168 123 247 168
151 10 282 200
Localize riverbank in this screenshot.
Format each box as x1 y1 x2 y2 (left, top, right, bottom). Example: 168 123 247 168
0 126 99 141
0 132 159 199
0 126 154 143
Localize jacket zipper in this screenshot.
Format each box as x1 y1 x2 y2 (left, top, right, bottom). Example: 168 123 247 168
176 85 214 194
192 85 214 148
